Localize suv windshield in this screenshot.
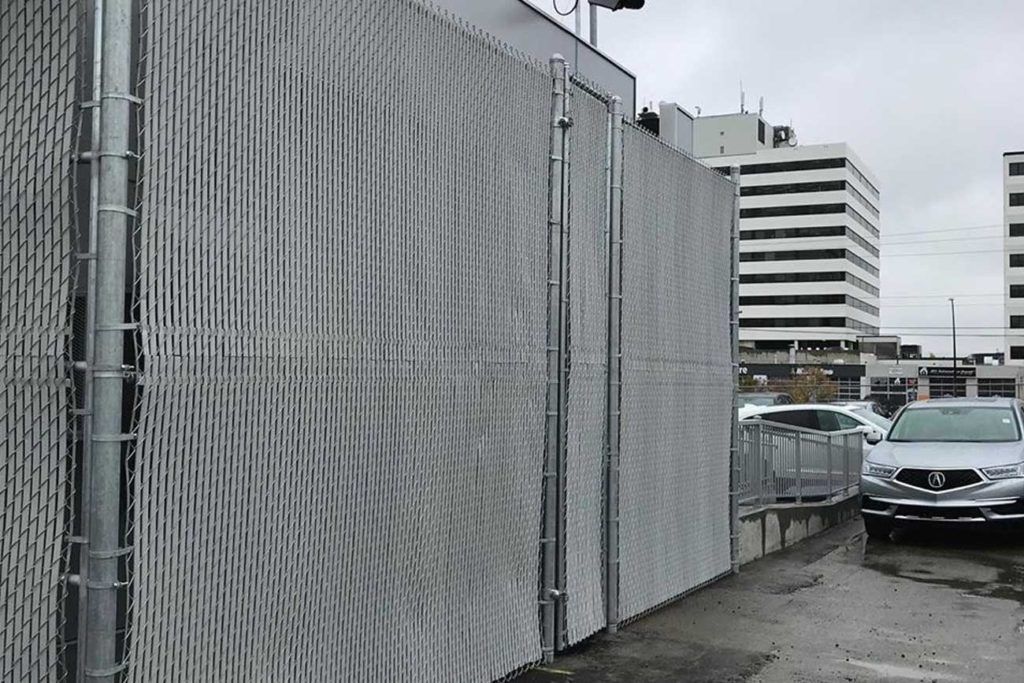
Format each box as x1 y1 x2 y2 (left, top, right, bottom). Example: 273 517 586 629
739 395 776 406
888 406 1020 443
850 408 891 431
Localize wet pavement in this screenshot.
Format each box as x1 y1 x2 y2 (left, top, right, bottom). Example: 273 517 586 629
520 519 1024 682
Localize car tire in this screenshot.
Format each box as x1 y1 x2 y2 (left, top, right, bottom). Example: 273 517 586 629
863 515 893 541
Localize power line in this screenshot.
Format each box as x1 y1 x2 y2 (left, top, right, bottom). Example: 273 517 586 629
880 248 1006 257
882 234 1003 246
879 223 1003 238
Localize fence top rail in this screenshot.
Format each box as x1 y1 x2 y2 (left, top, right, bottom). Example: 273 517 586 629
738 419 864 439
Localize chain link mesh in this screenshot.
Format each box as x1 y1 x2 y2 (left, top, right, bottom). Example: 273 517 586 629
618 124 736 621
129 1 549 679
562 83 609 646
0 1 78 679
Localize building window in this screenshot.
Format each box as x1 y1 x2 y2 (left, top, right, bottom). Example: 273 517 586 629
740 317 878 334
720 145 725 154
1012 316 1024 329
1011 193 1024 207
741 203 846 219
1010 162 1024 176
739 157 845 176
1011 346 1024 360
738 271 879 297
1011 223 1024 237
757 119 766 143
741 225 846 240
1012 254 1024 268
978 379 1017 398
741 181 846 197
739 294 879 316
1012 285 1024 298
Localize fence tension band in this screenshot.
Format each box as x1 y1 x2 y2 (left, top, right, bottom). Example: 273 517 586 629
89 545 133 560
84 661 128 679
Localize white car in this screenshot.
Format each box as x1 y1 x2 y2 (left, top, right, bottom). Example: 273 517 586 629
739 403 892 453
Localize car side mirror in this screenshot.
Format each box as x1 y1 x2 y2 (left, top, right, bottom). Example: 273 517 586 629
862 428 883 445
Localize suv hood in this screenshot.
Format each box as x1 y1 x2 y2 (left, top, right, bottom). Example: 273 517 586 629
872 440 1024 469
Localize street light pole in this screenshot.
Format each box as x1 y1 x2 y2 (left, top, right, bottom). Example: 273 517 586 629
950 298 958 390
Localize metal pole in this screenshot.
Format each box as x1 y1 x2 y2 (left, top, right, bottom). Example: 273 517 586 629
84 0 134 677
826 434 834 499
950 298 958 394
589 3 598 46
76 0 104 676
794 433 803 504
605 95 624 632
728 166 741 573
541 54 569 663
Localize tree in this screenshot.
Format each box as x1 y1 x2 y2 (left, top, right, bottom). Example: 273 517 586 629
787 368 837 403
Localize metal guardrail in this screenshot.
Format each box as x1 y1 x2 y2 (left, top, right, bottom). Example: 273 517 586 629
737 420 863 507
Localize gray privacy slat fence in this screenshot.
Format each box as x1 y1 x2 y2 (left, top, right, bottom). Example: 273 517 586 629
129 1 550 680
0 1 77 680
618 124 735 622
3 0 738 679
563 82 611 647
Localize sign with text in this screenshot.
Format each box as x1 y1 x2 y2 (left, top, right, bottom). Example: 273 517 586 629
917 366 976 378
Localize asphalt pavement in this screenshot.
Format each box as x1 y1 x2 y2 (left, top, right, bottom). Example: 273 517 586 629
520 519 1024 682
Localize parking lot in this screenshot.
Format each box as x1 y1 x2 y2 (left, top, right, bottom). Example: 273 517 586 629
522 519 1024 682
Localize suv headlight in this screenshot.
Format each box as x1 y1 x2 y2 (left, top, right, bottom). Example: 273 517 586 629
981 464 1024 480
862 462 897 478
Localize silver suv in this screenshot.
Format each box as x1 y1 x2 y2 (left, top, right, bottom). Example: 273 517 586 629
860 397 1024 540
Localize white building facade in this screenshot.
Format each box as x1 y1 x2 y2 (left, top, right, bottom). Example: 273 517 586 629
694 115 882 351
1004 151 1024 362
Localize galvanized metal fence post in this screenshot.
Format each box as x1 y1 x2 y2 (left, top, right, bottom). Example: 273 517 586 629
541 54 569 663
844 433 851 494
728 165 741 572
790 432 798 501
81 0 135 677
754 422 764 506
826 433 835 499
604 95 624 633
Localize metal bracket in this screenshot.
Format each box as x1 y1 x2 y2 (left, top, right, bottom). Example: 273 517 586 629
91 433 137 443
86 579 128 590
101 91 142 105
84 661 128 678
95 322 140 332
89 545 133 559
97 204 137 217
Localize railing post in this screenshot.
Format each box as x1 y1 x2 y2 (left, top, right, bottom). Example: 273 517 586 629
794 432 803 504
605 94 624 632
728 165 741 573
541 54 569 663
755 422 764 506
826 433 834 499
82 0 135 678
844 433 851 494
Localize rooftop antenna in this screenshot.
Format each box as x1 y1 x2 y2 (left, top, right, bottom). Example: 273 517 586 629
739 81 745 113
758 96 764 117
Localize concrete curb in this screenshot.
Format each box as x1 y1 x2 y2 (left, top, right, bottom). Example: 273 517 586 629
738 493 861 565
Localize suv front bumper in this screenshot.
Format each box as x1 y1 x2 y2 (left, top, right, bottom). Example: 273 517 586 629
861 474 1024 523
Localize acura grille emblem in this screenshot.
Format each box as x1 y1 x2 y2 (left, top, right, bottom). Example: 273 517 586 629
927 471 946 489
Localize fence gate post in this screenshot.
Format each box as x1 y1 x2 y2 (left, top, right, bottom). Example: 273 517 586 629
604 94 624 632
80 0 135 679
541 54 569 663
728 165 741 573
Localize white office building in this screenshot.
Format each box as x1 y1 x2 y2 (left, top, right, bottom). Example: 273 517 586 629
691 112 882 352
1004 151 1024 362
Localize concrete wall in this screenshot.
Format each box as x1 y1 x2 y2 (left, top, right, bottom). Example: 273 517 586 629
738 494 861 565
432 0 636 113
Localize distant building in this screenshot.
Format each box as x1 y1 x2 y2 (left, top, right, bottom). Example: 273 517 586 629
1003 151 1024 362
693 112 881 352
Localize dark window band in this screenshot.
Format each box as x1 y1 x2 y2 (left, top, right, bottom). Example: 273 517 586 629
739 271 879 297
739 294 879 316
741 248 879 277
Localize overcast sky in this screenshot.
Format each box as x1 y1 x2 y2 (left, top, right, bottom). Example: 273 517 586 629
538 0 1024 355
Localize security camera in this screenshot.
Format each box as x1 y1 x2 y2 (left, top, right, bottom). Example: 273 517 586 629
589 0 646 10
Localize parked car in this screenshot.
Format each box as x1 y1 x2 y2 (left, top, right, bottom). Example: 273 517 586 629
738 392 794 407
860 397 1024 540
833 400 884 416
739 403 891 453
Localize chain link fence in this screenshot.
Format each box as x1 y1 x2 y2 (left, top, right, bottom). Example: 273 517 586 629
3 0 739 680
618 124 736 622
1 1 78 679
